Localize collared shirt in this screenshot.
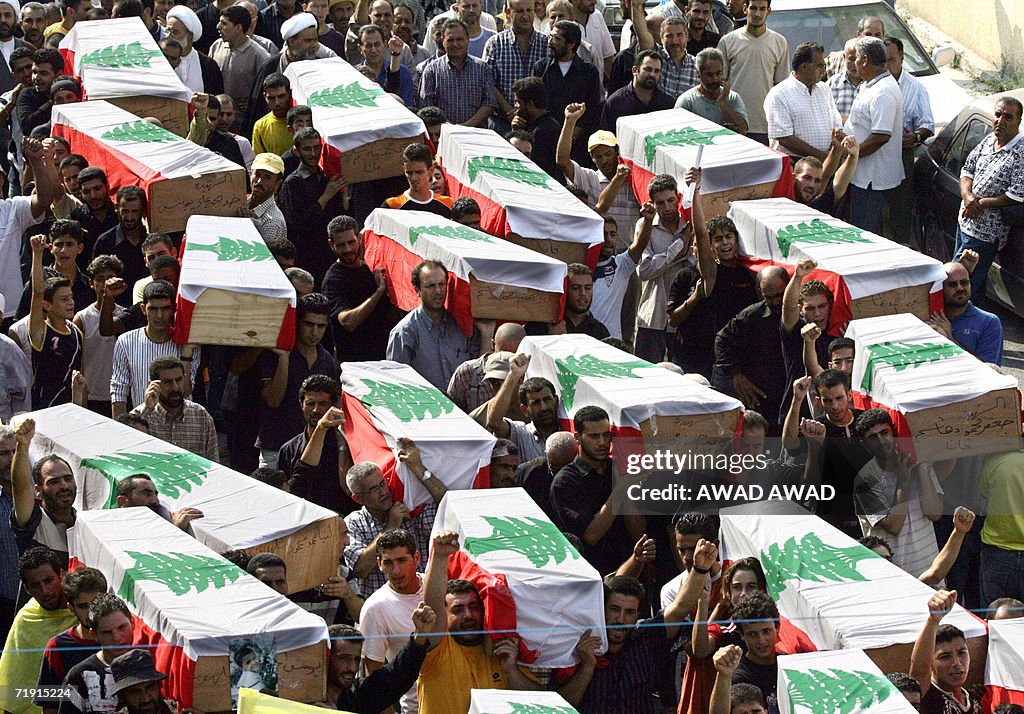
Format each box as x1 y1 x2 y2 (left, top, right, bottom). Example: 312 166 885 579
896 69 934 134
386 307 481 391
655 47 699 100
844 70 904 191
344 502 437 595
209 37 272 104
418 54 497 125
826 70 859 118
580 10 615 81
110 329 201 409
256 345 340 450
958 131 1024 245
278 427 359 514
713 300 788 420
130 400 219 462
636 214 693 331
601 82 676 132
92 225 148 287
569 161 640 252
765 74 842 156
951 301 1004 364
482 28 549 101
446 353 492 414
250 194 288 243
503 418 544 462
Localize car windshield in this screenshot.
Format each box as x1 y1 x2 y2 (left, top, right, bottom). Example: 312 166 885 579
771 3 936 76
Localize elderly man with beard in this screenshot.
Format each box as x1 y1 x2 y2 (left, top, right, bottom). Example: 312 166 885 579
165 5 224 94
129 356 219 461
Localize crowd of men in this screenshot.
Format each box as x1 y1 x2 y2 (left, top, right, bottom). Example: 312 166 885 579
0 0 1023 711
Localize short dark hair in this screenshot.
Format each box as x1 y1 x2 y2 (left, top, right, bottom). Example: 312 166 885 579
299 374 341 402
791 41 824 71
724 557 767 595
988 597 1024 619
142 279 175 304
633 48 662 69
250 467 288 489
730 683 765 709
116 184 147 208
853 408 893 439
267 237 297 261
857 534 892 557
328 215 359 238
31 454 72 487
116 413 149 431
43 275 70 302
221 549 252 570
10 46 34 66
402 142 433 167
293 126 321 147
417 106 446 126
329 623 362 646
142 233 175 253
59 154 88 172
112 0 143 17
828 337 855 356
604 575 645 603
885 672 920 694
648 173 677 196
451 197 480 222
997 97 1024 120
87 254 124 278
358 22 384 43
883 36 903 54
935 623 966 647
601 336 632 354
115 474 154 500
297 292 330 320
441 17 468 37
286 104 312 127
411 260 447 290
88 593 131 630
219 4 250 29
511 76 547 109
148 255 179 276
263 72 290 93
518 376 555 405
566 262 592 278
705 215 737 238
247 552 286 574
18 546 64 581
62 567 108 600
77 166 108 187
376 528 417 557
552 19 581 51
994 705 1024 714
812 368 850 394
731 591 779 634
32 47 64 73
149 355 185 380
741 410 769 433
446 578 480 598
50 218 83 244
506 129 534 145
674 512 717 540
573 405 609 433
798 279 833 306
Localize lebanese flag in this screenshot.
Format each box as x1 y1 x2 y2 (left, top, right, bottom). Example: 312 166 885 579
437 124 603 271
719 501 987 660
431 488 608 666
470 689 580 713
845 313 1022 461
616 108 794 208
58 17 190 106
777 649 919 714
69 508 329 711
341 361 495 511
729 198 947 333
51 101 246 229
363 208 567 336
173 215 296 350
517 334 743 464
985 618 1024 709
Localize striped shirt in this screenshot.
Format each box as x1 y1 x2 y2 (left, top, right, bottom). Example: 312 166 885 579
827 70 859 118
482 28 549 102
656 48 699 100
130 401 219 461
897 69 934 134
109 328 200 409
418 55 498 125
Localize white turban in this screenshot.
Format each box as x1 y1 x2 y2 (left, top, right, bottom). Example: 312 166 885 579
0 0 20 20
167 5 201 41
281 12 317 42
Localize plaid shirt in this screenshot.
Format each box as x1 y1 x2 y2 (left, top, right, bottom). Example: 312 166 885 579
656 47 699 100
130 400 219 462
418 55 497 124
959 132 1024 246
483 28 549 102
344 501 438 596
446 353 493 413
827 69 859 118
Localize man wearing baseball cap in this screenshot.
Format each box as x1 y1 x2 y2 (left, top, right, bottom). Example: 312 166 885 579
248 153 288 242
109 649 175 714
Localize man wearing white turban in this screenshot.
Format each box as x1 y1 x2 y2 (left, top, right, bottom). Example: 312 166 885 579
166 4 225 94
0 0 27 95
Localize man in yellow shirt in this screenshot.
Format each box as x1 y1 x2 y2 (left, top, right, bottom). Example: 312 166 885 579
980 448 1024 608
252 72 295 156
43 0 91 42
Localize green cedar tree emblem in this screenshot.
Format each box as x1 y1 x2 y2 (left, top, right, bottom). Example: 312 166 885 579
81 451 213 509
307 83 385 109
643 126 732 164
775 219 872 258
117 551 243 606
554 354 651 410
506 704 578 714
761 532 879 598
101 120 179 144
81 41 162 68
784 667 895 714
860 341 965 392
359 379 456 421
186 235 275 262
467 156 555 189
464 516 581 568
408 224 493 246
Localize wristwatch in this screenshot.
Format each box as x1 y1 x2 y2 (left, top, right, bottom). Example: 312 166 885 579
420 469 434 482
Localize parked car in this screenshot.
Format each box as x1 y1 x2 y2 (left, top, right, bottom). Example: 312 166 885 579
912 90 1024 317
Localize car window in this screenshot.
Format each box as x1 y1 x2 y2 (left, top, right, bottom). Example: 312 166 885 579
771 3 935 76
943 117 991 175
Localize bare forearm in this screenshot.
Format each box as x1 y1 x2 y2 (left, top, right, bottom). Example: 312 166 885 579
858 133 890 157
582 499 617 545
337 290 384 331
778 135 826 161
300 428 326 466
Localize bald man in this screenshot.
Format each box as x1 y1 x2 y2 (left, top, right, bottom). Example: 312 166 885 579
514 430 577 522
447 322 527 413
928 256 1003 365
825 15 884 80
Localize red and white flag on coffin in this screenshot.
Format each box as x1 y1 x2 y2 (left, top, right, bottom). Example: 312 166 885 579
616 108 793 203
363 208 567 335
729 198 947 330
432 488 608 666
58 17 190 104
985 618 1024 709
845 313 1021 459
70 508 328 710
470 689 580 714
284 57 425 154
719 501 986 654
341 361 496 511
437 124 604 267
777 650 917 714
174 215 297 349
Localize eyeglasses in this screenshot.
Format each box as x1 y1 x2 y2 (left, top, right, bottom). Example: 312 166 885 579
359 480 389 497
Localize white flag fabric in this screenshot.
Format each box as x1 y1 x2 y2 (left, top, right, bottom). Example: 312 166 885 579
469 689 581 714
777 649 916 714
285 58 425 153
986 618 1024 708
719 501 986 652
432 488 608 667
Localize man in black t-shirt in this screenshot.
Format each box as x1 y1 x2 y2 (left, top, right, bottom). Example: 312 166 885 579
729 592 783 714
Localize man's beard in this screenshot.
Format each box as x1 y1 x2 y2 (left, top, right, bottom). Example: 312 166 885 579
0 24 13 40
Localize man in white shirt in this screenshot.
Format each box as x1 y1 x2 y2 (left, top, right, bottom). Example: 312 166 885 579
843 35 903 235
765 41 841 160
591 198 653 339
570 0 613 82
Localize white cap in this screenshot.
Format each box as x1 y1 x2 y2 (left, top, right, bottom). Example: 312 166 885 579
281 12 317 42
166 5 202 41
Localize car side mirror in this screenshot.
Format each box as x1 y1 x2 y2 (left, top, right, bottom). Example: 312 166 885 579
932 46 956 68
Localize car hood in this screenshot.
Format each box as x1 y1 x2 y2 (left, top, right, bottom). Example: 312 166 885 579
917 73 974 131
